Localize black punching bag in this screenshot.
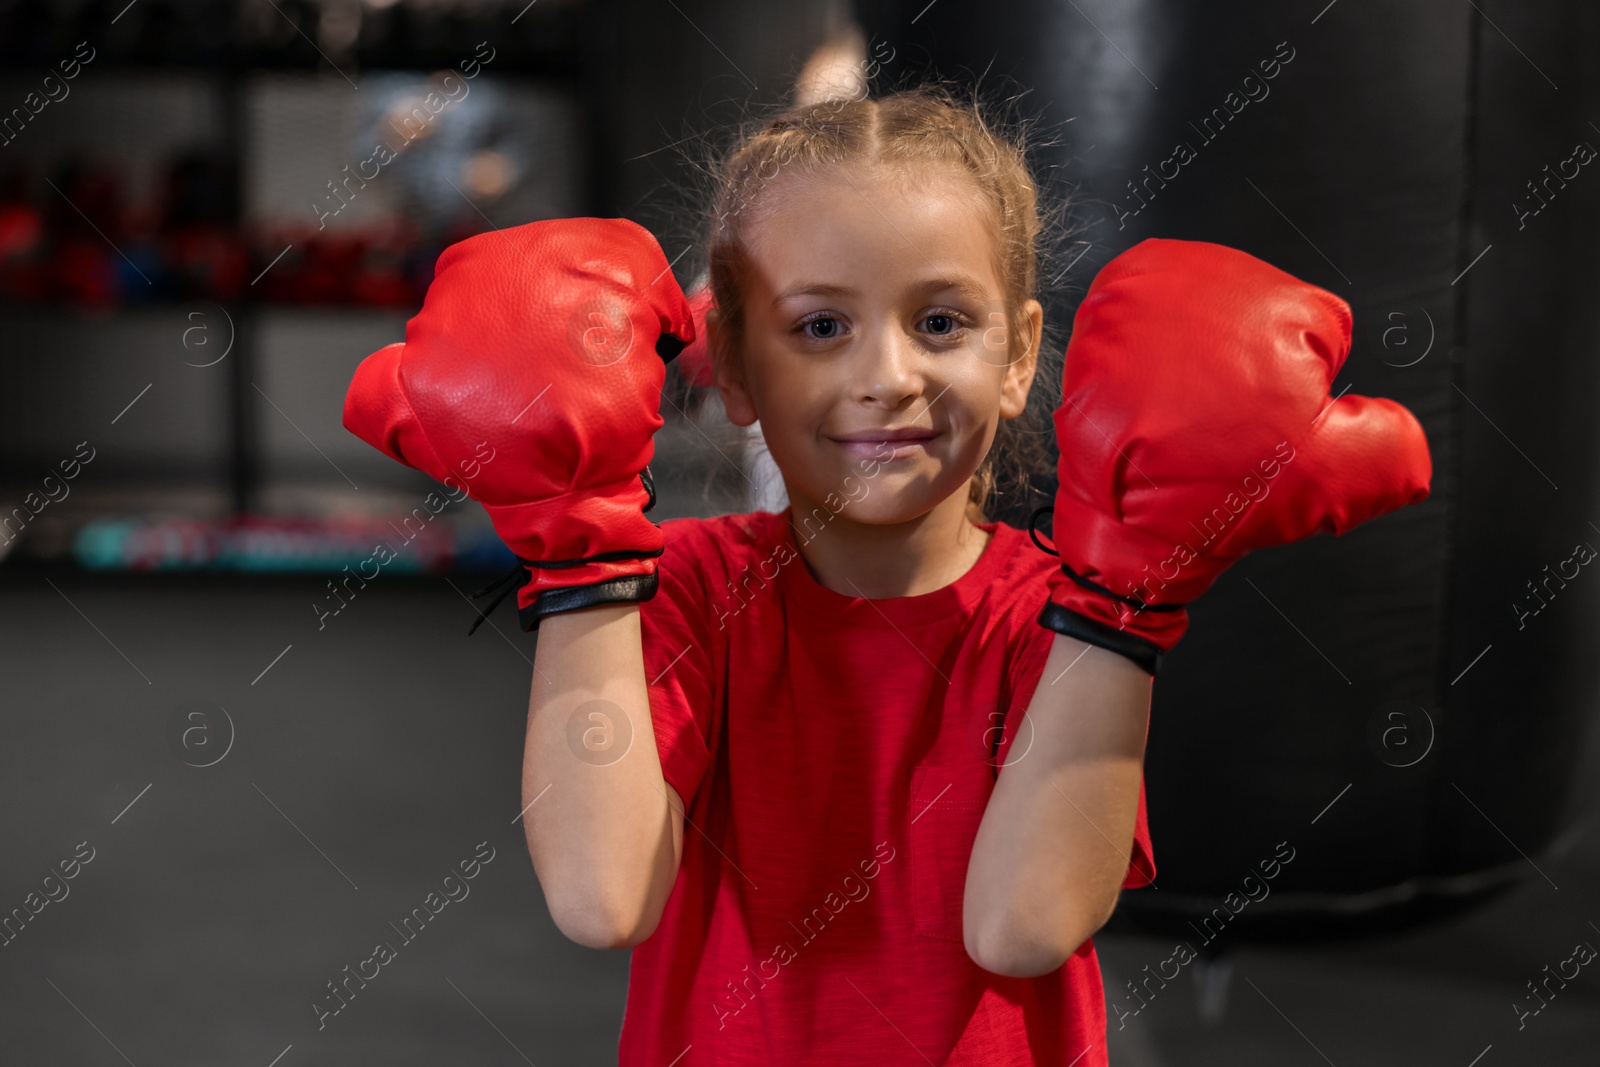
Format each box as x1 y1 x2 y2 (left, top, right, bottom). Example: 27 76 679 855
888 0 1600 941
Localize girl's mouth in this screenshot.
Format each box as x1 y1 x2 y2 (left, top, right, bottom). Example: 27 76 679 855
828 432 941 460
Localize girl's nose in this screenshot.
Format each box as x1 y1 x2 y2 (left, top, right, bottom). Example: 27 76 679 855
852 323 924 407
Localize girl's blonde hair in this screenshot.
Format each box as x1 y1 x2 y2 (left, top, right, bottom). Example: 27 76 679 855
691 84 1071 523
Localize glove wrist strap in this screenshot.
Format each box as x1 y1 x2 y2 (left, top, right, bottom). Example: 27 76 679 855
518 573 660 631
1027 505 1178 676
1036 600 1165 676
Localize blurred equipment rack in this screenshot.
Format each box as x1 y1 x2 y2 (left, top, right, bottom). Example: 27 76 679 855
0 0 598 572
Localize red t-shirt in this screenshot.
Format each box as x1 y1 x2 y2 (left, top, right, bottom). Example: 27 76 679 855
622 507 1155 1066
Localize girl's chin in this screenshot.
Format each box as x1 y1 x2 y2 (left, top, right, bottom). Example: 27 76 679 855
789 479 963 526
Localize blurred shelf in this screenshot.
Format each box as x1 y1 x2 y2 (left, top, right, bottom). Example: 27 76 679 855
0 0 593 77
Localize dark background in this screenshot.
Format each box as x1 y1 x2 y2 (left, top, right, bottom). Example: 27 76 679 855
2 0 1598 1063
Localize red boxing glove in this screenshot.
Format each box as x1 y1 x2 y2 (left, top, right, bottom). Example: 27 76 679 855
342 217 696 631
673 282 718 388
1037 238 1433 674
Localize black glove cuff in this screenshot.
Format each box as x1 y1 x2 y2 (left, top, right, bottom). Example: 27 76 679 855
655 331 689 363
1036 600 1164 676
518 572 660 632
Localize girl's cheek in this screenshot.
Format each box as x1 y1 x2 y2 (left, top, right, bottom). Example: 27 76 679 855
980 313 1010 357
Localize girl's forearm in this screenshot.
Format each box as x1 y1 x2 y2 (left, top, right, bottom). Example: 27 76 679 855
522 603 683 949
964 632 1152 977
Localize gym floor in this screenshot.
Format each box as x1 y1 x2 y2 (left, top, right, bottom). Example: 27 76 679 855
3 570 1596 1065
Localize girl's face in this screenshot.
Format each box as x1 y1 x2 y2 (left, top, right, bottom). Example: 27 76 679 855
712 162 1043 526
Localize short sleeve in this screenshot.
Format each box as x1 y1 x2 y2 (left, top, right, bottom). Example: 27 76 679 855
638 522 717 806
999 619 1157 891
1122 775 1156 889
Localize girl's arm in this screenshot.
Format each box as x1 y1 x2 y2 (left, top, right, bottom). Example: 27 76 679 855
964 633 1152 977
964 239 1432 978
337 218 700 949
522 603 685 949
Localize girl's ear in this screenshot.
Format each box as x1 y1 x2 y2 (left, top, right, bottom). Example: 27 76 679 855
999 299 1044 420
709 307 760 427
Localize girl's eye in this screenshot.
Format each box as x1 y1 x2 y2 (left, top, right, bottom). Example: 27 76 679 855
920 310 970 338
798 315 845 341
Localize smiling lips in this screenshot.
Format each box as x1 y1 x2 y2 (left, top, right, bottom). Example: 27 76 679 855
829 427 940 459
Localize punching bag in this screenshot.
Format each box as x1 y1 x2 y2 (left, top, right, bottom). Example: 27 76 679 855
890 0 1600 941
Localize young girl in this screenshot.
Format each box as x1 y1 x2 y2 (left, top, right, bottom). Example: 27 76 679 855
343 86 1431 1065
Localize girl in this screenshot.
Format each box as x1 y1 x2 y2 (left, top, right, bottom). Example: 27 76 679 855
343 86 1431 1066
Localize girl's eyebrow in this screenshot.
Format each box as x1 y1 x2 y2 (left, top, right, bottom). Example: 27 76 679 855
770 275 992 308
771 282 858 307
916 274 992 303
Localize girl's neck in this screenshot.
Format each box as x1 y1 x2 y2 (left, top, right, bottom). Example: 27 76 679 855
782 488 993 600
